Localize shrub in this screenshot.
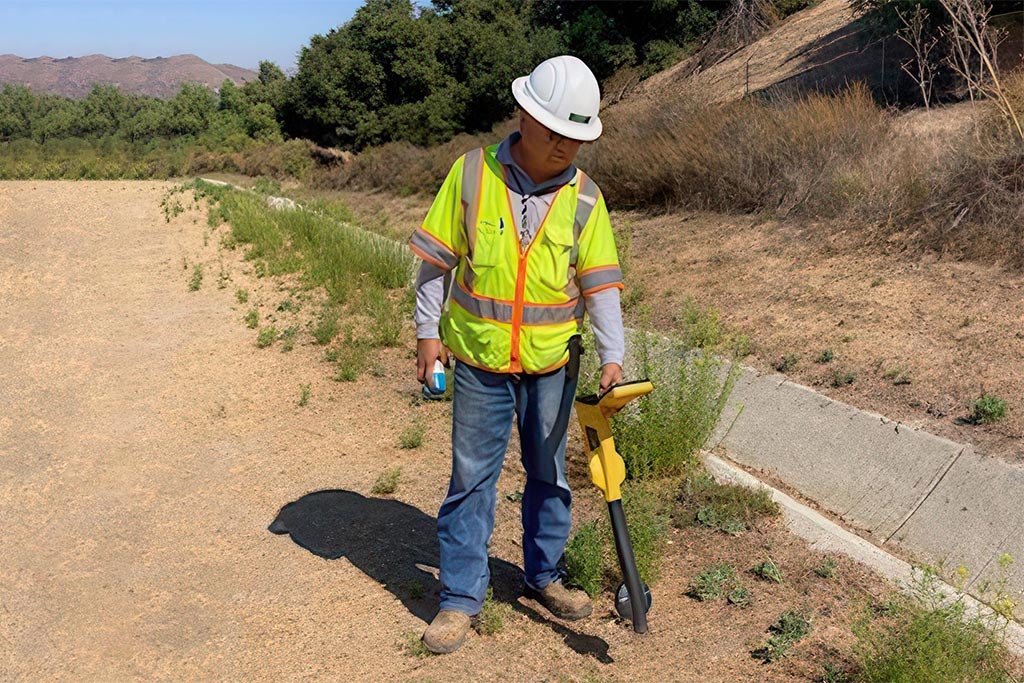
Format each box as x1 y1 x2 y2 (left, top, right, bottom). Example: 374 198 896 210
399 422 425 449
853 565 1018 682
476 587 515 636
564 483 670 595
752 610 812 662
752 558 784 583
677 471 780 534
610 329 739 480
565 521 606 598
688 562 738 601
243 309 259 329
256 326 278 348
371 467 401 495
970 395 1007 424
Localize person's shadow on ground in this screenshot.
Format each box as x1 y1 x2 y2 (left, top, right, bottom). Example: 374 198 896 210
269 489 612 663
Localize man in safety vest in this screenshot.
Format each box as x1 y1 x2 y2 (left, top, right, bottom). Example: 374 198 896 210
410 55 626 654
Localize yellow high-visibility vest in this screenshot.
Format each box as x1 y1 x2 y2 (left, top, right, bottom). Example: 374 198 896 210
410 143 623 374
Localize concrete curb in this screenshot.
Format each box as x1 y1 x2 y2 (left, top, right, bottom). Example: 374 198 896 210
704 452 1024 657
710 363 1024 620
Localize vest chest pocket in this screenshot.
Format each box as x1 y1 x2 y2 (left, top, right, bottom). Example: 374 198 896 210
534 227 574 293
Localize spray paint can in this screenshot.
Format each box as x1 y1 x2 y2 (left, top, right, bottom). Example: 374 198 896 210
422 359 447 399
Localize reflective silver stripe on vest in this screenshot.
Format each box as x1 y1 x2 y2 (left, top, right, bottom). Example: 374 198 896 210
461 147 485 259
451 282 579 326
410 228 459 270
570 171 599 267
579 266 623 293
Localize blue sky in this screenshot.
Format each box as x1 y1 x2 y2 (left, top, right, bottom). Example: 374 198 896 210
0 0 365 71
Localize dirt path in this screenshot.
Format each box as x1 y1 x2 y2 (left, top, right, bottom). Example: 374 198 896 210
0 181 888 682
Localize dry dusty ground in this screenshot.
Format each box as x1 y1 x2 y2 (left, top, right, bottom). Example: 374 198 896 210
0 180 902 682
323 187 1024 464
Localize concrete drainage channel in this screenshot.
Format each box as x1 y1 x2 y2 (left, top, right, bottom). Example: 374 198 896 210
200 178 1024 651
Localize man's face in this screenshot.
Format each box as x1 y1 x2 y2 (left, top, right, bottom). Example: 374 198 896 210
518 109 584 175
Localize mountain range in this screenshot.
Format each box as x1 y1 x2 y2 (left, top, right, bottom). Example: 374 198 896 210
0 54 257 99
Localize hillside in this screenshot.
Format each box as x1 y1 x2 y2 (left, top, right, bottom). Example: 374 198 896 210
0 54 257 98
631 0 1023 105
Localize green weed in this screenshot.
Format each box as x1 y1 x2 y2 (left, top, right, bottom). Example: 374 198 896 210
853 564 1018 682
565 521 606 598
815 557 839 579
752 610 811 662
774 353 799 373
753 558 784 583
188 264 203 291
243 308 259 329
399 422 425 449
688 562 738 601
883 366 912 385
608 328 739 480
400 631 432 658
312 306 340 345
281 325 298 352
830 368 856 387
677 471 779 534
256 326 278 348
816 349 834 364
235 288 249 304
678 296 722 349
727 584 752 606
371 466 401 495
476 587 514 636
970 395 1007 424
564 483 670 595
298 383 310 407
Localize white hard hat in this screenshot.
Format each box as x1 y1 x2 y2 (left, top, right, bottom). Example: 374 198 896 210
511 55 602 142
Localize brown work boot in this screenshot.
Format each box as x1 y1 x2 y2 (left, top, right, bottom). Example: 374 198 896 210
524 580 593 620
421 609 473 654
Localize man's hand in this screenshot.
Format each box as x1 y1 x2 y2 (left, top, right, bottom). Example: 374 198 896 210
599 362 623 394
598 363 625 417
417 338 449 384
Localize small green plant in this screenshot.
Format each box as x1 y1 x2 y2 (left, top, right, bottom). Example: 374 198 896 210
970 395 1007 424
476 586 514 636
281 325 298 352
853 563 1018 682
870 276 885 287
400 631 432 658
277 298 300 313
371 466 401 495
727 584 752 606
774 353 799 373
815 557 839 579
822 661 851 682
883 366 912 385
298 383 310 407
256 326 278 348
688 562 737 601
188 263 203 291
831 368 856 387
243 309 259 329
677 472 780 534
399 422 425 449
679 296 723 349
332 343 367 382
235 288 249 304
752 610 811 662
362 283 403 347
404 580 425 600
565 520 605 597
312 307 340 345
753 558 784 583
816 349 834 363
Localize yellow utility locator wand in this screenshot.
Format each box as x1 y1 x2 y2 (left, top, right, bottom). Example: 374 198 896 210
574 379 654 634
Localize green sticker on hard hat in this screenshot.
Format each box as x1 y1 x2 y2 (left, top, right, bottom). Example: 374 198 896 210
568 113 591 123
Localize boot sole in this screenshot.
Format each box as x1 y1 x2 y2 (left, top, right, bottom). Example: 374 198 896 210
523 586 593 621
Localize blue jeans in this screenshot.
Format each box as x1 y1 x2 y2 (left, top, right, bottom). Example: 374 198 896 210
437 360 578 615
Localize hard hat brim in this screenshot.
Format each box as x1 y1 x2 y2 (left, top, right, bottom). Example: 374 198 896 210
511 76 602 142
